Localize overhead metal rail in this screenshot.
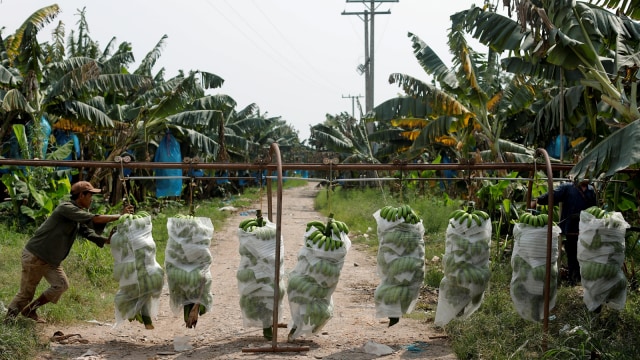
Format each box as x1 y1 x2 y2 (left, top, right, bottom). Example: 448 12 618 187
0 158 582 172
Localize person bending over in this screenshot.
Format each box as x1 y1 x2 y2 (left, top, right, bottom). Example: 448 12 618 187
533 179 597 285
4 181 133 323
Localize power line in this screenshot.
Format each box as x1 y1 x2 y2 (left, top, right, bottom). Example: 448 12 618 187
342 94 363 118
249 0 344 93
203 0 330 93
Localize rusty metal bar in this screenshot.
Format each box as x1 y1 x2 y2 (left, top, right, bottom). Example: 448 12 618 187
2 158 639 176
0 159 575 172
535 148 555 351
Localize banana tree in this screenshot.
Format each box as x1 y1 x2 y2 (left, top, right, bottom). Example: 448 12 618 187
1 5 151 168
373 25 537 164
310 112 378 164
458 1 640 179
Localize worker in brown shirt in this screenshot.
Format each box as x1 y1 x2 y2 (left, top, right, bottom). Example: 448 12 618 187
4 181 133 323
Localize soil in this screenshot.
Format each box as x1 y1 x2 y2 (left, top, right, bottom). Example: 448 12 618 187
36 183 456 360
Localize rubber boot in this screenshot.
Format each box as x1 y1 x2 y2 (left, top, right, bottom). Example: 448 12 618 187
3 308 19 324
20 294 50 323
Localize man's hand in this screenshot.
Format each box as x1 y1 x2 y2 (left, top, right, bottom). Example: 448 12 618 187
106 227 116 245
122 204 134 215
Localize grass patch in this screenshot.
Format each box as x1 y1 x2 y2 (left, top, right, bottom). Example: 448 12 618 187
0 320 42 360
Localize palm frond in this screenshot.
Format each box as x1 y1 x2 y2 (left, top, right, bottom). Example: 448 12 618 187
388 74 473 118
134 35 167 77
59 100 114 128
588 0 640 19
407 32 458 90
5 4 60 61
0 65 21 86
1 88 34 112
570 119 640 179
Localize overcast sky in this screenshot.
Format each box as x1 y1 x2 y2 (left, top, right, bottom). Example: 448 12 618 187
1 0 498 141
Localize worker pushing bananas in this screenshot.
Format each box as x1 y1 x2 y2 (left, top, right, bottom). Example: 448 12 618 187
4 181 133 324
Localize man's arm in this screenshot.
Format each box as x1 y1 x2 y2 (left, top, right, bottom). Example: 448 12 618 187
91 204 135 224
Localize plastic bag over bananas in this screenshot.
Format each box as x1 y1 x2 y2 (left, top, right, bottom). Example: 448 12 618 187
435 209 492 326
509 221 561 322
373 205 426 321
236 219 285 329
578 209 629 312
287 218 351 340
111 214 164 329
165 216 214 321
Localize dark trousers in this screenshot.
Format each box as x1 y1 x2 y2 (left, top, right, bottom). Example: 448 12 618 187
564 234 580 282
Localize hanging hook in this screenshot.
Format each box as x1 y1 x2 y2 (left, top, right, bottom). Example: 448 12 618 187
114 154 131 206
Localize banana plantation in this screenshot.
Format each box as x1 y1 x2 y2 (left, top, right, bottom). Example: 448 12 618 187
3 0 640 358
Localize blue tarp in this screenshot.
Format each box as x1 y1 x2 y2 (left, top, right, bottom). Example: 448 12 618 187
547 135 569 159
154 132 183 197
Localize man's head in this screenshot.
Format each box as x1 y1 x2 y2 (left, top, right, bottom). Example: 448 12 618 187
70 181 101 207
71 181 101 196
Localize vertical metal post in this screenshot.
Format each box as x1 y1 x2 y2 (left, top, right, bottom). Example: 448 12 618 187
242 143 309 353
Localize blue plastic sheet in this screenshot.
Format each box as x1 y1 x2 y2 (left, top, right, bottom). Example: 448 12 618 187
154 132 183 197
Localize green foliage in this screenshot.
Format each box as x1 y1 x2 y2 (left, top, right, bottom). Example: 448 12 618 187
0 320 41 360
0 128 75 226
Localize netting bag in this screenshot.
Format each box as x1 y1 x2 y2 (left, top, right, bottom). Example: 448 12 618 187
373 209 425 319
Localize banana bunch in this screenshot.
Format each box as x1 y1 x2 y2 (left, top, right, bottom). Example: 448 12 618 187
307 258 342 278
584 206 626 229
111 216 164 329
380 256 425 286
378 227 423 255
239 286 286 327
518 212 550 227
115 210 151 225
238 214 267 232
237 211 284 337
374 213 425 324
288 274 330 299
379 204 421 224
449 209 490 228
446 261 491 286
300 298 332 332
165 216 214 328
239 213 278 240
581 261 621 281
584 206 608 219
304 215 348 251
374 283 416 313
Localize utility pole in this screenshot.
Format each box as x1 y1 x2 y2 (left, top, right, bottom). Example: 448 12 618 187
342 94 363 118
342 0 398 120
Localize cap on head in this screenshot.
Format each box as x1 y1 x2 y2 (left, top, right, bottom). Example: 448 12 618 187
71 181 101 195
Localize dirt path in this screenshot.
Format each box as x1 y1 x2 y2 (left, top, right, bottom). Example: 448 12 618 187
37 183 455 359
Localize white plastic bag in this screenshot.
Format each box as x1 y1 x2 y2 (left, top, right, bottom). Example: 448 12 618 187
435 216 491 326
578 211 629 311
509 223 560 322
